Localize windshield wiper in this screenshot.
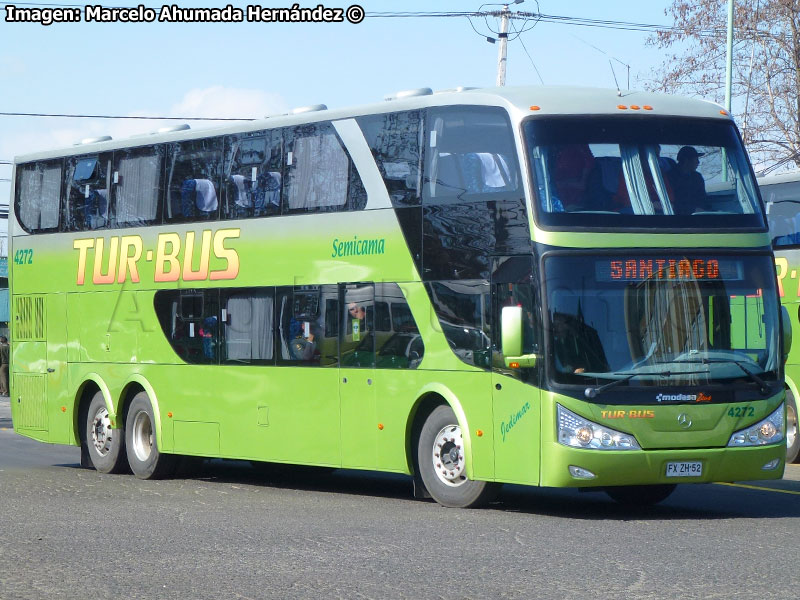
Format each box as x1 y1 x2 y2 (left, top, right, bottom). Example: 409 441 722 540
674 357 771 395
584 369 708 399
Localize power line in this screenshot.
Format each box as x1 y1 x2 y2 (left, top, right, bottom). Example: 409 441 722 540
0 112 254 121
3 2 786 40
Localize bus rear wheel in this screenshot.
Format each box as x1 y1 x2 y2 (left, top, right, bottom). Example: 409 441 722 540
786 392 799 464
85 391 128 474
125 392 175 479
416 405 499 508
605 484 676 507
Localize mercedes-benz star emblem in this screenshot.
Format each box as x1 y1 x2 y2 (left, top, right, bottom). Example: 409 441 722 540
677 413 692 429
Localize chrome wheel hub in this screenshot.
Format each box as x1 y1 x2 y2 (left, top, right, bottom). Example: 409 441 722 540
90 407 113 456
131 410 153 463
432 424 466 487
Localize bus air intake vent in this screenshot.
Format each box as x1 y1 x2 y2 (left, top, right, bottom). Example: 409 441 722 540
74 136 112 146
14 295 45 341
384 88 433 101
153 124 191 134
291 104 328 115
434 87 478 94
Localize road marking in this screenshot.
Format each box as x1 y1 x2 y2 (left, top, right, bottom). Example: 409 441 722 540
715 482 800 495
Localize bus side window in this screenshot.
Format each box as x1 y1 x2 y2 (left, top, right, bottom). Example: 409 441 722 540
357 110 423 207
64 154 111 231
112 145 164 227
765 193 800 247
15 159 62 233
340 284 375 368
276 285 336 367
223 132 282 220
221 288 275 365
166 137 223 223
284 123 350 214
154 289 220 365
375 283 425 369
426 280 491 369
423 107 520 203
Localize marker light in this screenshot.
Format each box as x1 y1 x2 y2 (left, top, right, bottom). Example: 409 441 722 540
630 105 641 110
557 405 640 450
530 105 541 111
761 459 781 471
569 465 596 480
728 403 784 447
643 105 653 110
617 105 628 110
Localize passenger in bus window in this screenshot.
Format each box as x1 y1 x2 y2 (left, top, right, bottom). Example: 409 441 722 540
181 178 218 219
229 174 251 218
669 146 709 215
84 189 108 229
553 144 595 211
289 317 317 361
348 302 367 340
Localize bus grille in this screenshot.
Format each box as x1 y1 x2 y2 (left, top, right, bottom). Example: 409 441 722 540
15 374 47 430
14 295 46 341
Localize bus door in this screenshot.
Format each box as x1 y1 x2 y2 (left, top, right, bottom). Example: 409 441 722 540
491 257 541 486
339 283 377 469
46 293 69 443
11 293 69 444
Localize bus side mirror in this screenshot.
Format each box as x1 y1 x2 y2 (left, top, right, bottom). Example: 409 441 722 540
501 306 538 368
782 305 792 362
501 306 523 357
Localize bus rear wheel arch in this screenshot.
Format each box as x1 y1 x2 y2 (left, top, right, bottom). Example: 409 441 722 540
125 392 176 479
416 404 499 508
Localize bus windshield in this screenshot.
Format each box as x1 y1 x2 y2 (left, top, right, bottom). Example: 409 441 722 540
544 253 780 394
525 116 764 229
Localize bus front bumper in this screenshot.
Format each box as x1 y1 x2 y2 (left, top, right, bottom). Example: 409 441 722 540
539 442 786 488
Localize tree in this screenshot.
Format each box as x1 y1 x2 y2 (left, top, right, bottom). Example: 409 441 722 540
647 0 800 172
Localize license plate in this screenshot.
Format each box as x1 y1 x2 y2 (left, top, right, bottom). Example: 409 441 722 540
666 461 703 477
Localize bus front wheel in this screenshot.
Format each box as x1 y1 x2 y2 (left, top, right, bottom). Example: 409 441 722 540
416 405 499 508
605 484 676 506
125 393 175 479
786 392 799 464
85 391 128 474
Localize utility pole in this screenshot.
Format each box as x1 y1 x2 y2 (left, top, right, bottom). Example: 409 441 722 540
496 4 510 86
724 0 734 113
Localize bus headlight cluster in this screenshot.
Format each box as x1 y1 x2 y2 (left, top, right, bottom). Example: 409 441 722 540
557 405 640 450
728 403 784 447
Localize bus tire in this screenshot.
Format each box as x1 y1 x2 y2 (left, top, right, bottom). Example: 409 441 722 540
605 484 676 506
125 392 175 479
416 405 499 508
85 391 128 474
786 391 799 464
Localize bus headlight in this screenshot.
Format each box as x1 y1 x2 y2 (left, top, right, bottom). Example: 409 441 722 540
728 403 784 447
557 405 640 450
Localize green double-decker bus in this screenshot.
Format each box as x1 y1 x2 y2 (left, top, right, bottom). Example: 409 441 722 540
10 86 788 508
759 171 800 463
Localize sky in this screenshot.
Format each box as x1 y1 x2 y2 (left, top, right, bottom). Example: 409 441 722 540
0 0 686 208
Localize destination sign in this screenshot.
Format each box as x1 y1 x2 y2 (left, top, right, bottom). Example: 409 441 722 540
596 258 743 282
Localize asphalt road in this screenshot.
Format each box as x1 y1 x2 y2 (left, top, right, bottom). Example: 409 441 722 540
1 397 799 599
